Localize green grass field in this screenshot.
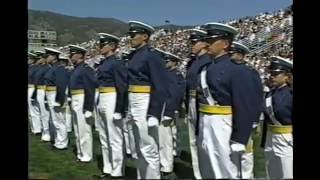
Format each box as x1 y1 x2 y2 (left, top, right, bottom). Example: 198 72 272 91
29 120 266 179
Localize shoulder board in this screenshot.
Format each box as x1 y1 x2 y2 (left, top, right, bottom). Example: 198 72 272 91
148 47 156 52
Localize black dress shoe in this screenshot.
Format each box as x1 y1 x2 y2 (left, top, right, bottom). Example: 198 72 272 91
77 160 91 164
93 173 110 179
111 176 125 179
125 153 132 158
161 172 173 178
51 146 68 151
34 132 42 136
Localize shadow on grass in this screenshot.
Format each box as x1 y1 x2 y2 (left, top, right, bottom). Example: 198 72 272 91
124 163 137 178
179 150 192 163
96 154 103 172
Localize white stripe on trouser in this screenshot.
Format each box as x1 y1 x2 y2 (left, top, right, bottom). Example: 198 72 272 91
265 131 293 179
159 123 174 173
28 87 41 133
127 104 138 159
36 89 51 141
128 92 160 179
46 91 68 148
171 125 177 156
94 91 100 132
65 103 73 132
98 92 124 177
97 106 111 174
197 113 238 179
241 136 254 179
187 97 202 179
71 94 93 162
123 113 132 155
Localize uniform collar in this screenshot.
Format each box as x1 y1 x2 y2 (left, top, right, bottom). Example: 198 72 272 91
197 52 210 60
105 54 116 60
276 84 290 91
213 53 229 64
136 43 149 52
75 61 85 67
52 61 59 66
271 84 290 94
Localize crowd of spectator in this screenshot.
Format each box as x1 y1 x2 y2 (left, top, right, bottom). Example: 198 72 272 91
56 6 293 85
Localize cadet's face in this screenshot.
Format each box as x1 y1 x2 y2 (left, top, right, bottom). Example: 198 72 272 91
271 72 288 87
230 52 244 62
130 33 147 48
28 59 34 65
100 44 113 55
74 54 84 64
46 55 56 64
208 39 229 57
192 41 208 54
70 53 82 64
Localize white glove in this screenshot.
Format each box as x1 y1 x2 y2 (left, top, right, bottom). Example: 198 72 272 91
252 122 259 129
162 116 173 127
230 143 246 153
53 102 61 107
147 116 159 127
67 97 72 102
113 113 122 120
84 111 93 118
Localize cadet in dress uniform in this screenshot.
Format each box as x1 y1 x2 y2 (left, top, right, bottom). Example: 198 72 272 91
196 23 263 179
185 28 211 179
156 49 186 176
95 33 127 178
263 56 293 179
229 42 264 179
33 50 53 142
69 45 96 162
126 21 170 179
46 52 71 150
28 52 41 135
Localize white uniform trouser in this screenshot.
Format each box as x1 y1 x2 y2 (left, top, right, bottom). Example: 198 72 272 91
65 103 73 132
241 135 254 179
71 94 93 162
187 97 202 179
36 89 51 141
28 87 41 133
265 131 293 179
94 90 100 132
46 91 68 148
197 113 238 179
128 92 160 179
98 92 124 177
96 104 111 174
159 123 174 173
171 124 177 156
123 113 132 155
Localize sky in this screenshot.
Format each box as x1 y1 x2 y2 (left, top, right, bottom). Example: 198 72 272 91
28 0 292 26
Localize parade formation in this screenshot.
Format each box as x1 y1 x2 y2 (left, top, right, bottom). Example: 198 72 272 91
28 7 293 179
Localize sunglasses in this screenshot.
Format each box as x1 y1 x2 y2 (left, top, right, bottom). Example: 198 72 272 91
127 32 140 38
203 37 223 44
99 42 114 48
189 40 198 45
270 70 285 76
